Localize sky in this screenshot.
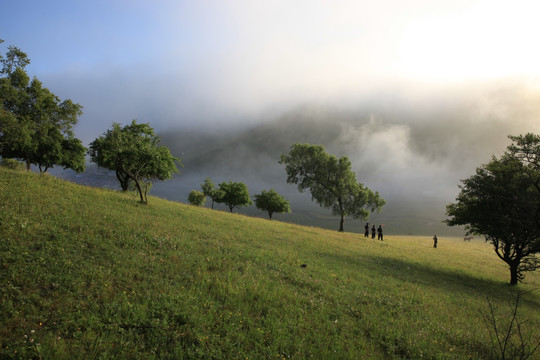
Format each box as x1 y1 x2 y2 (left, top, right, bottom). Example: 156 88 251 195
2 0 540 232
2 0 539 136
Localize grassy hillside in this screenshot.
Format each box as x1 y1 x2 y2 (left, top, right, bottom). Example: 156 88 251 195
1 167 539 359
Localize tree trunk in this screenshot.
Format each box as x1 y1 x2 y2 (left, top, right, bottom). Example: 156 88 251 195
268 211 273 220
338 199 344 232
26 161 31 171
229 206 233 213
133 178 145 204
116 170 130 191
144 183 149 203
509 262 519 286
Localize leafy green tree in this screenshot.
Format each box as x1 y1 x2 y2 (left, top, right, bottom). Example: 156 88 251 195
254 189 291 220
201 177 223 209
280 143 385 232
508 133 540 185
0 39 30 75
188 190 206 206
88 120 180 204
0 42 85 173
446 143 540 285
216 181 252 213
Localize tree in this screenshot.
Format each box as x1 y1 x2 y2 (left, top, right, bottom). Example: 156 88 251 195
0 42 85 173
279 143 385 232
188 190 206 206
508 133 540 196
0 39 30 75
201 177 223 209
88 120 180 204
508 133 540 167
254 189 291 220
446 148 540 285
216 181 252 213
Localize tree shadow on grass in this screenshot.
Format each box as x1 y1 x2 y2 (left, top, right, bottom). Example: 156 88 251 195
314 251 540 307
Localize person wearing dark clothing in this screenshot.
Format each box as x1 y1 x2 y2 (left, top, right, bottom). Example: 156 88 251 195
371 225 376 239
433 235 438 248
377 225 383 241
364 223 370 237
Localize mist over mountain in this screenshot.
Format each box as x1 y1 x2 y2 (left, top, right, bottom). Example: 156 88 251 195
56 82 540 236
150 84 537 233
5 0 540 238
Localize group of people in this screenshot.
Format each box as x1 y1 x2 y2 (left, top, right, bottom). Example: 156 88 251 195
363 223 439 248
364 223 383 241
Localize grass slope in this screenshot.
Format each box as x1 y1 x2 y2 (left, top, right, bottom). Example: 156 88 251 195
1 167 539 359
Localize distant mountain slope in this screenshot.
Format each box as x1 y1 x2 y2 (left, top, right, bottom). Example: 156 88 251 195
57 104 504 235
157 105 468 235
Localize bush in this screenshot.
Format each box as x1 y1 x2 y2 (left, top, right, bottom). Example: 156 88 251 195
188 190 206 206
0 158 25 170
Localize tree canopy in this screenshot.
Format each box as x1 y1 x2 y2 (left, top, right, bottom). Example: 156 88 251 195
280 143 385 232
216 181 252 213
0 39 30 75
88 120 180 203
446 134 540 285
188 190 206 207
254 189 291 220
201 177 223 209
0 41 85 173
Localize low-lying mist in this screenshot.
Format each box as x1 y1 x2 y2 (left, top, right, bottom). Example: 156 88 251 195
58 82 540 236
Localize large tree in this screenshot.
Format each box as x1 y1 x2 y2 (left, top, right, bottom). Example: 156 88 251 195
446 139 540 285
88 120 180 203
254 189 291 220
0 42 85 172
280 143 385 232
216 181 252 213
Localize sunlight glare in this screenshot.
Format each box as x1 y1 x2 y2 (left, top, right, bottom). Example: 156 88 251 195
395 1 540 83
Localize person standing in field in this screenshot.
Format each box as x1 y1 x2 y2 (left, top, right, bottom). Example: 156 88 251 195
433 235 438 248
377 225 383 241
371 225 376 239
364 223 370 237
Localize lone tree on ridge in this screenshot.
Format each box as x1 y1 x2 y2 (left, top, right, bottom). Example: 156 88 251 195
88 120 180 204
280 143 385 232
216 181 252 213
254 189 291 220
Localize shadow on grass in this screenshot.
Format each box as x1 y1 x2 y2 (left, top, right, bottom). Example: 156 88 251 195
315 250 540 307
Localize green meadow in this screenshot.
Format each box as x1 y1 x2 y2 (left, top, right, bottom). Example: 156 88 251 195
1 167 539 359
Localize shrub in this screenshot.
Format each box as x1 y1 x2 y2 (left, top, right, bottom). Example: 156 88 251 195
188 190 206 206
0 158 25 170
